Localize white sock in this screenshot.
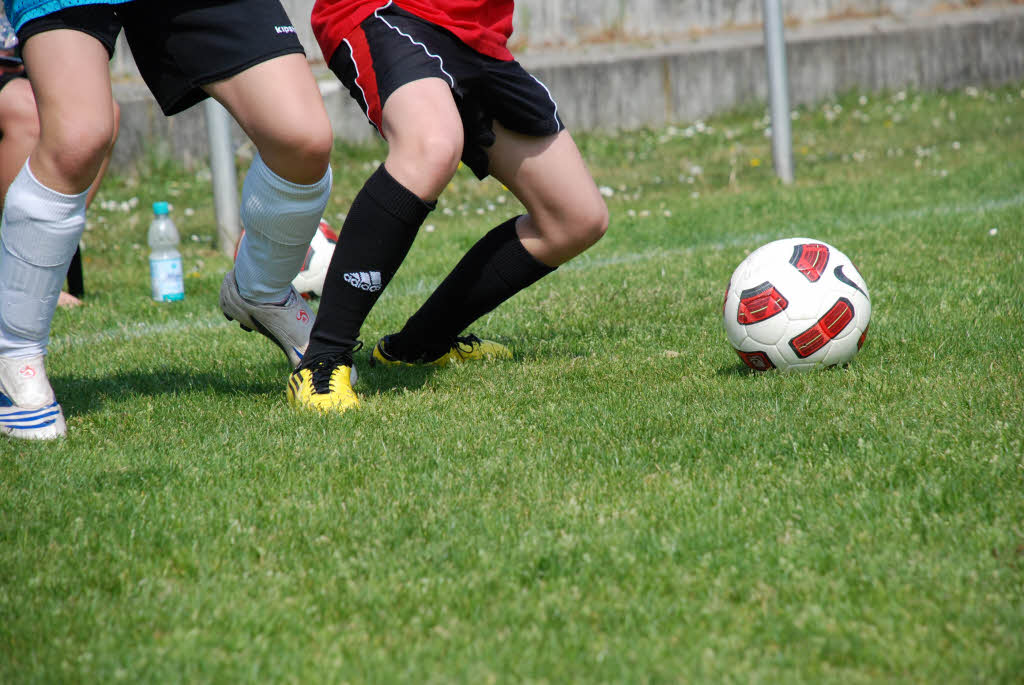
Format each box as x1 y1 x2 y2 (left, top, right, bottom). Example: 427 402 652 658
0 161 88 358
234 154 332 303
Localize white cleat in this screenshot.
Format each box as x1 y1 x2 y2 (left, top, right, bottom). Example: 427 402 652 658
0 354 67 440
219 270 314 368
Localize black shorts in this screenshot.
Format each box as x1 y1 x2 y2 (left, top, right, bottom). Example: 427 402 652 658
329 5 564 180
19 0 305 116
0 71 26 93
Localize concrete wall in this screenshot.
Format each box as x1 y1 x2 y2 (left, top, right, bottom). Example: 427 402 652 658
523 7 1024 134
107 3 1024 171
110 0 1014 74
507 0 1011 50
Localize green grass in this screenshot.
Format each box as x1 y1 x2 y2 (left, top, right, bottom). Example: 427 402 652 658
2 84 1023 683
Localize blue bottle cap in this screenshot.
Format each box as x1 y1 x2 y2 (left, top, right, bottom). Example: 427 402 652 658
152 201 169 215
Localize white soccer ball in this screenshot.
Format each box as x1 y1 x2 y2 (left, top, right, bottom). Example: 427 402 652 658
291 219 339 299
723 238 871 372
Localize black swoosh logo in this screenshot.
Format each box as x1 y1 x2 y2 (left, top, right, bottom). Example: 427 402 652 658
834 265 867 297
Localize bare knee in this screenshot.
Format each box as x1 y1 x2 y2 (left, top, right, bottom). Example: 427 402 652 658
521 196 608 266
549 197 609 253
36 115 115 191
256 120 333 184
289 122 333 175
573 198 610 250
385 129 462 200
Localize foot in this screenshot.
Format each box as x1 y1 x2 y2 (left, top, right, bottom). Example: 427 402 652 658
370 333 512 368
219 270 314 368
58 292 83 309
287 354 359 414
0 354 67 440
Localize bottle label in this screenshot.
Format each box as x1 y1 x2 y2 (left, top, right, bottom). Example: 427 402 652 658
150 256 185 302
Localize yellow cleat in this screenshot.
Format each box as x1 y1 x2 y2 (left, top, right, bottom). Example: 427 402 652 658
287 358 359 413
370 334 512 368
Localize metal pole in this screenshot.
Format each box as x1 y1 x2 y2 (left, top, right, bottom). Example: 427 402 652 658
763 0 794 184
204 99 241 257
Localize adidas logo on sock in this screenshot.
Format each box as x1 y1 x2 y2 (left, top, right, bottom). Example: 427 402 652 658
344 271 382 292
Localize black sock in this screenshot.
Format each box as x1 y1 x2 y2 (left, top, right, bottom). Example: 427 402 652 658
305 165 433 366
388 216 555 361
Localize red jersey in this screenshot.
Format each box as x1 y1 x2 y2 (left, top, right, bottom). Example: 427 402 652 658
313 0 515 64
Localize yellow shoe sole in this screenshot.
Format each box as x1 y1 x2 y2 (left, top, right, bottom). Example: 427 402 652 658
370 334 512 368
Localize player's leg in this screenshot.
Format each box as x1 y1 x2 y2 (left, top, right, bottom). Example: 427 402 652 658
207 54 334 306
85 97 119 210
488 126 609 267
0 77 39 201
109 0 331 365
0 24 116 440
307 76 461 361
291 4 478 411
62 97 119 305
105 0 337 367
375 126 608 365
374 62 609 365
289 77 460 412
204 53 332 186
378 78 465 202
0 77 116 309
20 28 116 194
207 52 335 367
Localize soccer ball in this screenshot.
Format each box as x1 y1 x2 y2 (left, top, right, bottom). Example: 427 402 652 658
291 219 339 299
234 219 339 299
722 238 871 372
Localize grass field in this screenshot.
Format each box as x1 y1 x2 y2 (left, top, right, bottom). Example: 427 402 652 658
1 82 1022 683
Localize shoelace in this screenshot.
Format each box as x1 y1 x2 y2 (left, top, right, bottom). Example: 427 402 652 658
308 343 361 393
452 334 482 355
310 357 341 394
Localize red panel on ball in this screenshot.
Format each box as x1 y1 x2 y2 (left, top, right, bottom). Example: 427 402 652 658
735 349 775 371
789 243 830 282
788 297 855 358
737 282 789 324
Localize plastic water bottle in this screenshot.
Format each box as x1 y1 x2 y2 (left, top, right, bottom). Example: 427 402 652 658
148 201 184 302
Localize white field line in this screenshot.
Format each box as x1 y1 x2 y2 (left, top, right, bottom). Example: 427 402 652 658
50 316 232 352
565 192 1024 271
50 193 1024 352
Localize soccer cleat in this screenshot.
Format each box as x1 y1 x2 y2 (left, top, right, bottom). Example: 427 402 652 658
0 354 67 440
370 333 512 368
220 270 314 368
287 355 359 413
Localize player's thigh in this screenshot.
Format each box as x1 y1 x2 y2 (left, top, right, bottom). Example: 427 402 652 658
0 77 39 136
119 0 333 183
327 5 472 197
20 29 115 190
380 77 464 199
473 57 605 237
489 125 607 233
204 53 333 182
0 77 40 201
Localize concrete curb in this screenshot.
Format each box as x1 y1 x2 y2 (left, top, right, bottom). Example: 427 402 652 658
109 5 1024 173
